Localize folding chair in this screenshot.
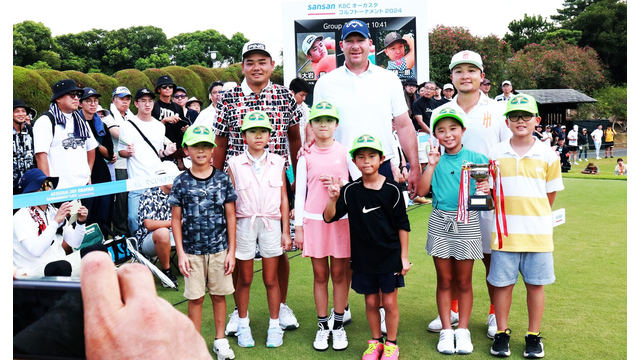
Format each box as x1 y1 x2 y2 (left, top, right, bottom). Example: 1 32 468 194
126 238 178 291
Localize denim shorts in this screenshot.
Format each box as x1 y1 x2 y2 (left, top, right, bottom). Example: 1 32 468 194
351 271 405 295
487 251 555 287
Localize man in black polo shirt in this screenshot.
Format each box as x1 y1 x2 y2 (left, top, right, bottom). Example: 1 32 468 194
152 75 188 164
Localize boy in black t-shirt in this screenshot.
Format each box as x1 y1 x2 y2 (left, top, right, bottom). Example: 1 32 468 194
323 134 411 360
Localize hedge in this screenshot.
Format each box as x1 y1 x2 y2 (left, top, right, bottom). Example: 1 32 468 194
187 65 217 100
113 69 153 112
89 73 120 109
34 69 67 87
161 66 206 104
142 68 171 90
13 66 52 117
62 70 99 91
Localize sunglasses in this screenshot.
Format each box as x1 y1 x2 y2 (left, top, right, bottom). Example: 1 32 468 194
68 92 83 99
160 84 175 90
40 180 54 191
173 94 187 99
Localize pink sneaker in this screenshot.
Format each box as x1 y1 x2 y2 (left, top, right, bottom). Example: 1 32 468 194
381 341 399 359
362 340 384 360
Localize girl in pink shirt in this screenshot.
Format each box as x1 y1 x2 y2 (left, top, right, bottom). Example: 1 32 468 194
294 101 355 351
227 111 291 348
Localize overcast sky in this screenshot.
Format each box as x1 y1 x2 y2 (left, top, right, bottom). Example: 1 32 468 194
11 0 568 63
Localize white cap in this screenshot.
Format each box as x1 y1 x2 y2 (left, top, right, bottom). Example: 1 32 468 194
449 50 483 71
302 35 323 55
242 41 273 59
502 80 512 86
443 83 454 90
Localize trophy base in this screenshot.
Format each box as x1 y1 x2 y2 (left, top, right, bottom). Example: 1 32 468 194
468 195 495 211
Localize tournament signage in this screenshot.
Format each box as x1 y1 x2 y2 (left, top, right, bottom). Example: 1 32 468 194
282 0 428 104
13 174 177 209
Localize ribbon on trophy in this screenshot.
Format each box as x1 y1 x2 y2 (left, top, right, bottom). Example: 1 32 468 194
490 160 508 249
456 162 472 224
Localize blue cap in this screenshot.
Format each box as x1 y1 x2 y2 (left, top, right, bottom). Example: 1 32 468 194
19 168 59 194
341 20 370 40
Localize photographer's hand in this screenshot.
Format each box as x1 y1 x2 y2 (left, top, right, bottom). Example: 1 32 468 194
81 252 212 359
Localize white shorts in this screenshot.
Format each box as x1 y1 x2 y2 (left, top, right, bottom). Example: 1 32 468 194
140 231 176 257
235 217 283 261
480 210 493 254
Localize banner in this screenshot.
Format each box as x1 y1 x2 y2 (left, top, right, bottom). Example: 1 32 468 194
13 174 177 209
282 0 428 104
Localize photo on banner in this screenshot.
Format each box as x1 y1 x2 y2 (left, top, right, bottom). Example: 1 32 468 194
292 16 418 104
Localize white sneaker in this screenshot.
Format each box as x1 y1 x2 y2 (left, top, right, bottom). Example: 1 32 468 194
379 307 387 335
213 338 235 360
332 326 349 350
225 309 239 336
437 329 456 355
596 156 601 160
266 326 284 347
279 303 299 330
574 161 579 165
427 310 459 332
455 328 473 354
585 158 588 161
487 313 498 339
327 307 353 329
313 326 330 351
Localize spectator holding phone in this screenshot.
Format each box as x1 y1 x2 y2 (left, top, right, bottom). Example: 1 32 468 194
13 169 88 277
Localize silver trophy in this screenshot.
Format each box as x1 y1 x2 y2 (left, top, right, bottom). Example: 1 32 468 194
465 163 495 211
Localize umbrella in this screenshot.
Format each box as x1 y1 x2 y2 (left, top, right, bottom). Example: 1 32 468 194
126 238 178 291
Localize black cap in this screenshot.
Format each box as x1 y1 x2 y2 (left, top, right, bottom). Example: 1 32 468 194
135 88 156 101
403 77 418 86
155 75 175 92
80 87 101 101
384 32 407 48
50 79 83 102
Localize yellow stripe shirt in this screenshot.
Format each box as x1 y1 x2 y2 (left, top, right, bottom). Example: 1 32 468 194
490 140 564 252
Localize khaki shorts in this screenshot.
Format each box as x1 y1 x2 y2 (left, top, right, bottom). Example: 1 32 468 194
183 251 234 299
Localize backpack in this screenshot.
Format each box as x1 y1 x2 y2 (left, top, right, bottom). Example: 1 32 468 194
32 111 57 136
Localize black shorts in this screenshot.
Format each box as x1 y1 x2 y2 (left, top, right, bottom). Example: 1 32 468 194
567 145 578 152
604 142 614 148
351 271 405 295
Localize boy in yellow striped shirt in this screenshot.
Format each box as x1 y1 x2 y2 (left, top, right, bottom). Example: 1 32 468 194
487 94 564 359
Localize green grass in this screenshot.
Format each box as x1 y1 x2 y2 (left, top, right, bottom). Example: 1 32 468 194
156 176 627 359
562 156 627 180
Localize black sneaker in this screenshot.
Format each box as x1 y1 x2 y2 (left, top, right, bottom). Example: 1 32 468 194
524 333 545 358
162 269 178 288
490 329 511 357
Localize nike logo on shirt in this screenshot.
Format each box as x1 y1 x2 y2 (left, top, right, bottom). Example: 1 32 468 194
362 206 381 214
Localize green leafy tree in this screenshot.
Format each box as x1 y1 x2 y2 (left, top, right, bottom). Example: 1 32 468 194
429 25 511 96
544 28 582 46
504 14 555 52
506 41 606 94
55 29 107 73
13 21 60 67
170 30 248 67
134 54 171 71
570 0 626 85
550 0 601 24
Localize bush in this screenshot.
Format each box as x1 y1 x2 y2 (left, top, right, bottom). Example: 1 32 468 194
89 73 120 109
113 69 153 112
221 64 244 84
187 65 217 97
161 66 206 104
142 68 171 90
62 70 99 90
34 69 67 87
13 66 52 116
211 68 225 81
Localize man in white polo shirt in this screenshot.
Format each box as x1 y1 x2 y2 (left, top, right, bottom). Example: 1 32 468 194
429 50 512 339
494 80 514 102
313 19 420 194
